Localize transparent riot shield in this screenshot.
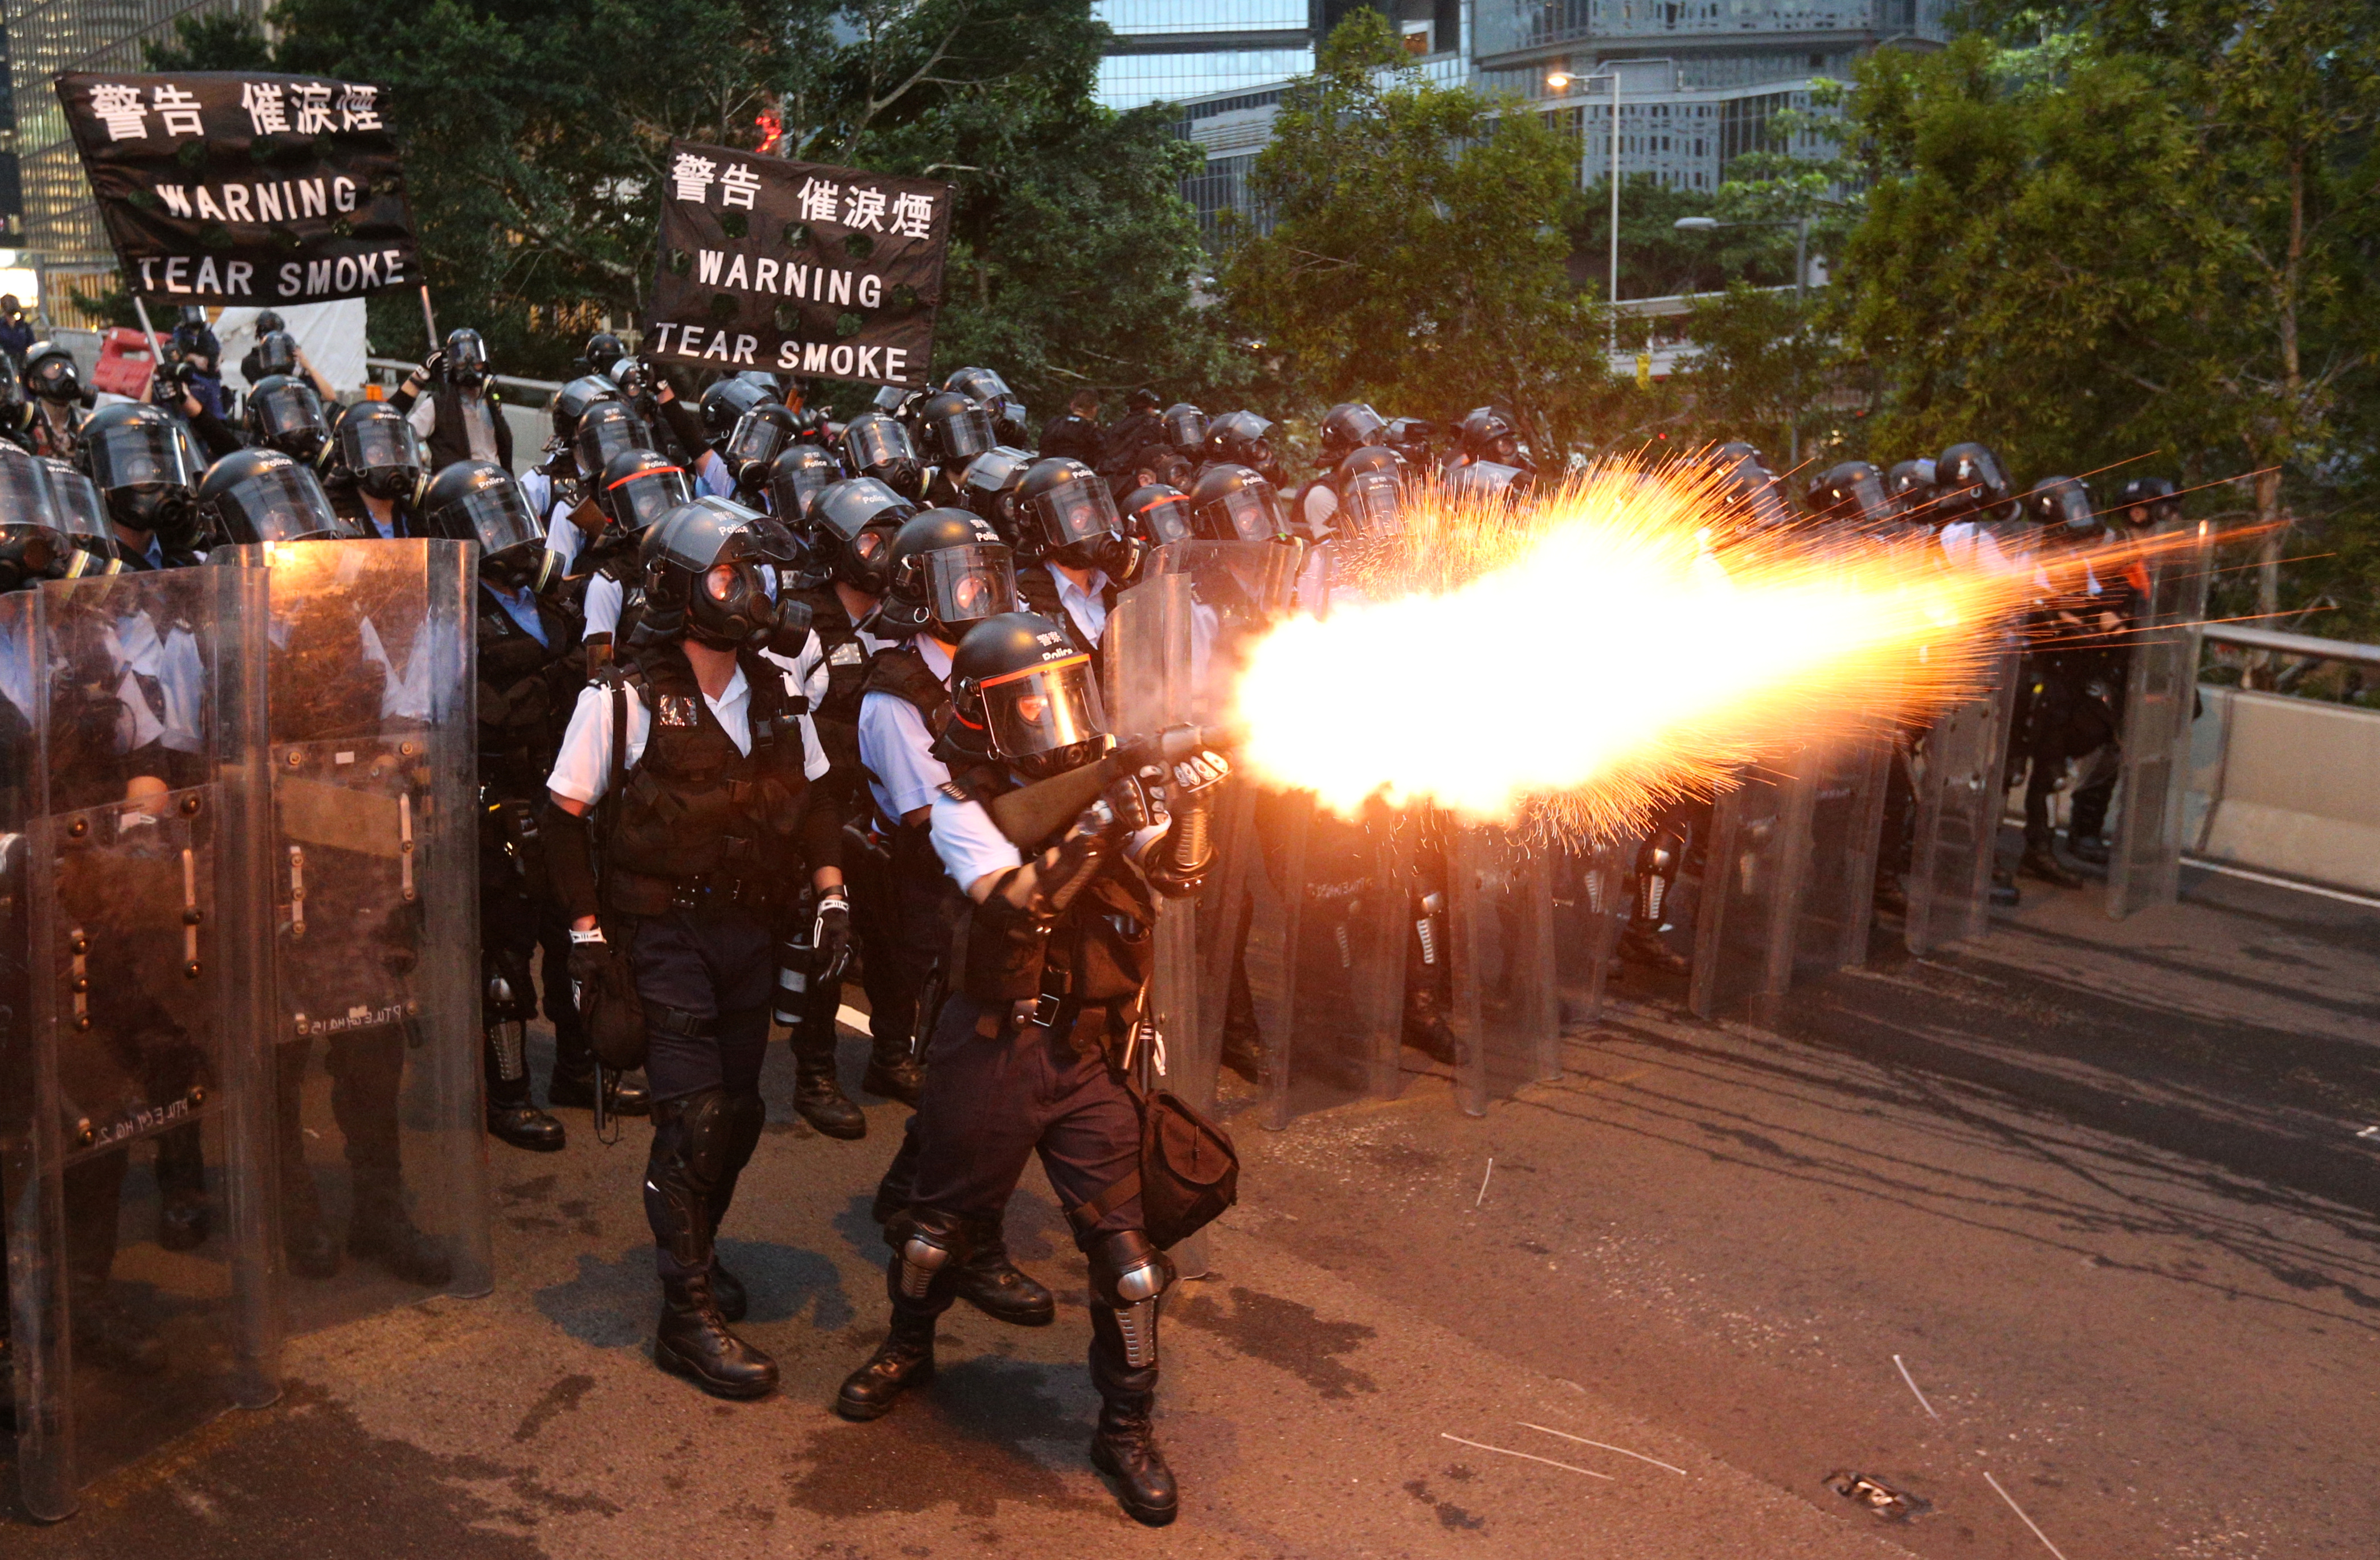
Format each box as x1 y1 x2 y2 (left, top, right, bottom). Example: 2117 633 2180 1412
1 565 276 1521
1551 838 1630 1029
1687 761 1809 1026
1904 643 2022 956
223 539 488 1333
1236 791 1409 1130
1104 573 1207 1116
1787 717 1895 978
2107 522 2213 919
1447 824 1559 1115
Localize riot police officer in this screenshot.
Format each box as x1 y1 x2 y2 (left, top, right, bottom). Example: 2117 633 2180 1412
21 341 90 460
765 441 840 529
318 400 431 538
541 497 848 1398
524 374 621 526
1095 388 1165 486
244 374 332 463
837 611 1228 1528
946 366 1029 448
421 461 591 1149
580 448 694 667
580 330 627 378
2013 476 2118 888
1013 457 1138 662
401 327 512 473
80 402 207 569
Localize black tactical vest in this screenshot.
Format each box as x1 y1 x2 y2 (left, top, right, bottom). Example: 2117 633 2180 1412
943 759 1154 1009
598 641 811 915
476 583 578 798
795 583 870 805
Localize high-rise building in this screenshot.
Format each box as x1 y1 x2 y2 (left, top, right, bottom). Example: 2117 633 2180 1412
1130 0 1950 241
3 0 265 321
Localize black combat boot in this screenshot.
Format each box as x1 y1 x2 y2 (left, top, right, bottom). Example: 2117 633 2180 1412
656 1272 778 1399
1089 1304 1177 1526
955 1213 1054 1326
547 1062 652 1116
836 1303 938 1421
2069 831 2111 866
486 1068 567 1152
348 1180 454 1287
2021 844 2084 889
860 1035 924 1105
790 1026 866 1140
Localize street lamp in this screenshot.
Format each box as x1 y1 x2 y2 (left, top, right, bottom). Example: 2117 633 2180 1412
1552 67 1626 358
1675 211 1819 461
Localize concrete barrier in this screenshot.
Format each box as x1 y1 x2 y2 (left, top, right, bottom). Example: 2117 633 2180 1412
2188 685 2380 894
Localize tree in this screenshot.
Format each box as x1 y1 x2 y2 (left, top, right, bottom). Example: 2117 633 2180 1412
1222 11 1610 459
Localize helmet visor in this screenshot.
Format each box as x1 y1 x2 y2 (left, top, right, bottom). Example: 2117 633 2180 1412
340 414 426 477
1207 485 1283 542
1130 491 1193 546
89 420 198 492
256 333 298 378
922 543 1015 632
50 469 109 541
1835 470 1891 520
724 410 791 470
1339 469 1401 535
607 464 693 534
983 654 1106 761
951 367 1012 403
220 467 348 543
447 478 545 560
250 381 326 440
846 417 915 474
1162 407 1208 450
577 406 648 474
2040 485 2095 531
768 457 834 520
929 405 995 463
1029 480 1120 547
0 451 58 529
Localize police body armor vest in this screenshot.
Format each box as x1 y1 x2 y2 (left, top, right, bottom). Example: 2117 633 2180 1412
943 759 1155 1013
796 583 870 805
426 379 505 472
857 644 951 827
477 585 578 799
596 641 811 915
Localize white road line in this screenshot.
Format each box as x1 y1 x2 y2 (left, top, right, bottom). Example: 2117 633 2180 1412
1440 1434 1614 1480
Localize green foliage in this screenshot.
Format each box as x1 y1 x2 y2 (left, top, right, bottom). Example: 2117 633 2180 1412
1572 175 1797 300
1222 12 1610 458
144 0 1238 408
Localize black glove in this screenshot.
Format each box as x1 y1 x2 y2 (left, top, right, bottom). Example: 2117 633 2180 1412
416 347 447 384
1097 771 1157 837
567 927 611 1012
812 889 852 983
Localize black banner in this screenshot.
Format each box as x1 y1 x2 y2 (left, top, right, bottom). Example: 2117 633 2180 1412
55 71 418 305
647 140 952 388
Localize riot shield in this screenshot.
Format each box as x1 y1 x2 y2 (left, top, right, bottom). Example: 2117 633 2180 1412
1551 838 1630 1029
1447 824 1559 1115
1687 760 1808 1025
226 539 488 1332
1103 572 1208 1116
2107 522 2213 919
1 565 276 1521
1786 717 1895 978
1904 643 2022 956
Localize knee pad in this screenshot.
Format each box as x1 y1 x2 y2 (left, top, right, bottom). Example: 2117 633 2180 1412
887 1206 971 1302
650 1087 733 1189
1091 1229 1175 1370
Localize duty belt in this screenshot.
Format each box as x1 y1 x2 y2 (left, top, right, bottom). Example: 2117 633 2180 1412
668 871 771 912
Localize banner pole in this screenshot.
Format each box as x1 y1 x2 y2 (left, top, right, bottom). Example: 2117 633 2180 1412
130 293 168 392
417 284 439 354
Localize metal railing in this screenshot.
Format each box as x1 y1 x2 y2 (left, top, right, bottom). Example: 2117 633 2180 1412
363 356 563 399
2202 622 2380 671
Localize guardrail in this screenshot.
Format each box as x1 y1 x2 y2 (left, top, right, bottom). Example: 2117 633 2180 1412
363 356 563 399
2202 622 2380 670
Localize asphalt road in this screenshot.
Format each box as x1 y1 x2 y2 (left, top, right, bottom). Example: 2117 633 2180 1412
8 860 2375 1557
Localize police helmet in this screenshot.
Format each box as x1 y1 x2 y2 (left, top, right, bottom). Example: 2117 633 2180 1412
37 457 122 575
199 448 355 545
255 310 287 335
1804 461 1892 526
606 354 653 401
915 391 996 467
549 374 620 444
721 400 799 481
1205 411 1275 473
574 397 651 480
2022 476 2098 539
1187 463 1287 543
1934 442 2014 521
878 508 1016 643
1699 441 1790 532
1158 402 1209 455
698 376 770 451
444 327 490 388
950 611 1110 781
423 460 548 584
83 402 205 546
329 399 429 505
596 448 693 539
1121 482 1195 549
2115 476 2182 530
639 496 807 650
1886 458 1939 519
583 331 627 376
956 446 1036 544
0 444 80 589
1016 457 1122 565
1457 407 1520 465
811 476 918 596
243 374 330 460
766 442 840 526
1320 403 1389 463
842 410 924 498
1332 445 1405 537
254 330 301 380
